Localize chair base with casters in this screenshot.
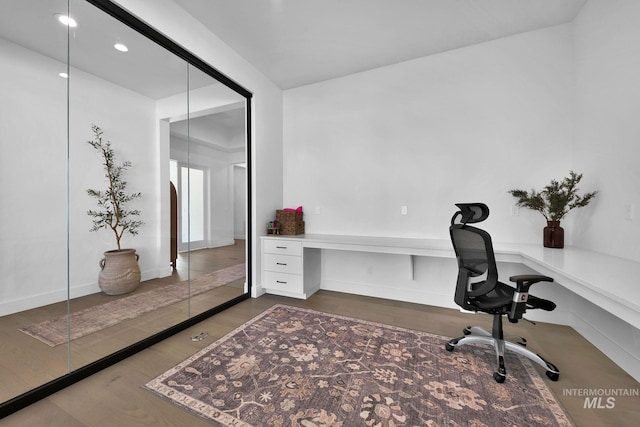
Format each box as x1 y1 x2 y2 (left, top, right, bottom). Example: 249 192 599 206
445 314 560 383
446 203 560 383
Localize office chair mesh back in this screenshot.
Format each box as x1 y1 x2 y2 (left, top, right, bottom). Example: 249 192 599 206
450 224 500 311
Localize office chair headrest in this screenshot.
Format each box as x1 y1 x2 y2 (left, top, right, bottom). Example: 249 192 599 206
453 203 490 224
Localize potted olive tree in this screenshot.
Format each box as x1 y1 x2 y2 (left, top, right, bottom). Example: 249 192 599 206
87 125 143 295
509 171 597 248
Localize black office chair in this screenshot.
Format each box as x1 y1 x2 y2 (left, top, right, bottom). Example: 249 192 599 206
445 203 560 383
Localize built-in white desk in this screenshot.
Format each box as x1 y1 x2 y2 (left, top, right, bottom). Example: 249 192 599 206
507 244 640 331
260 234 640 330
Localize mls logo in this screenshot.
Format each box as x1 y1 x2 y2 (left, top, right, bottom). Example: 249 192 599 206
584 397 615 409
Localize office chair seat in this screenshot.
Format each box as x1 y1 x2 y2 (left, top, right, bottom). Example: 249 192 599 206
445 203 560 383
471 282 513 310
473 281 557 312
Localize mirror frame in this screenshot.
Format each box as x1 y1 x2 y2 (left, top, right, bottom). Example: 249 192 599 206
0 0 253 417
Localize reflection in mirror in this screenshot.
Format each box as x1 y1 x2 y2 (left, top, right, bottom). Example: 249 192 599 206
172 64 247 318
0 0 250 407
0 0 70 402
66 0 193 372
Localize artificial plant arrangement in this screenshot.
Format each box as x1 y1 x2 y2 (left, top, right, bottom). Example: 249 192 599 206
87 124 143 294
508 170 597 248
508 171 597 222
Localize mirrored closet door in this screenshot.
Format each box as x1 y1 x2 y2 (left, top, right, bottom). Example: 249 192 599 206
0 0 251 406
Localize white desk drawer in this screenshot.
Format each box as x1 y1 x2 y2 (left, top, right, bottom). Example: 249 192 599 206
263 271 303 293
263 239 302 256
264 253 302 274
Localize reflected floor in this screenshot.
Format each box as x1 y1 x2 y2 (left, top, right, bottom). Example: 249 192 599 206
0 241 245 403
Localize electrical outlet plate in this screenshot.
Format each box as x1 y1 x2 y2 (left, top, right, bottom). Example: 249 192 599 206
401 205 408 215
624 204 634 220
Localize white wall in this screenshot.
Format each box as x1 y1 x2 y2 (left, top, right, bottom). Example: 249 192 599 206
0 39 68 313
573 0 640 262
282 25 574 309
284 24 574 244
569 0 640 381
234 165 247 239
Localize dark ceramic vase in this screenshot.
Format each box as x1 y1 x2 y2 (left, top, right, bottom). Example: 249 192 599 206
543 221 564 248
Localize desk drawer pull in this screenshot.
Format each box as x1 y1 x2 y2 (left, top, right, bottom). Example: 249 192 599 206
264 254 302 274
264 240 302 255
276 280 287 284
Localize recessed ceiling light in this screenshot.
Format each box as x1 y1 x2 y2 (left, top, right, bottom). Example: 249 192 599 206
56 14 77 28
59 72 69 79
114 43 128 52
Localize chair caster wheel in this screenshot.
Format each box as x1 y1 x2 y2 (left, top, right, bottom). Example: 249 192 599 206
493 372 506 383
463 327 472 335
445 342 456 352
546 370 559 381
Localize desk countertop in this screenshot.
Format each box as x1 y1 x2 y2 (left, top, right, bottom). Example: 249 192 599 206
261 234 640 329
512 243 639 329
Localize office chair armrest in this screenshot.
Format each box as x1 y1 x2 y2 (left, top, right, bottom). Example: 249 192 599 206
509 274 553 293
508 275 553 321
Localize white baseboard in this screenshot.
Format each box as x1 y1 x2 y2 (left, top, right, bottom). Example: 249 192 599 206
209 239 236 248
1 266 173 316
0 291 63 316
252 284 266 298
0 282 99 317
569 304 640 382
146 266 173 280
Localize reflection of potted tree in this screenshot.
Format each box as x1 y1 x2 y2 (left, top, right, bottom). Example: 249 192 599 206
509 171 597 248
87 125 143 295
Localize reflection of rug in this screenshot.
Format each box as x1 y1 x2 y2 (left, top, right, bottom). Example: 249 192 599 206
143 304 573 427
20 264 245 347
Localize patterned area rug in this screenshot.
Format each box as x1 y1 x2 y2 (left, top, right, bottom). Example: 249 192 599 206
144 304 573 427
20 263 245 346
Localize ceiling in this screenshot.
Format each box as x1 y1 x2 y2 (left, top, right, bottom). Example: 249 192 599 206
0 0 217 99
0 0 588 93
171 105 246 152
173 0 588 89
